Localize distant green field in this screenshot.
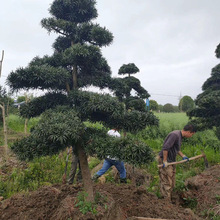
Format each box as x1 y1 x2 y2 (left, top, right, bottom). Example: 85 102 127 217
154 112 189 131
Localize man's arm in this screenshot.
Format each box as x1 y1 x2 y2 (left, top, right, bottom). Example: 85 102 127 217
178 151 184 157
163 150 168 162
178 151 189 161
162 150 168 167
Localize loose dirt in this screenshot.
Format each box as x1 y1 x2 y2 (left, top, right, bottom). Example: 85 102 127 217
0 183 198 220
182 165 220 219
0 149 219 220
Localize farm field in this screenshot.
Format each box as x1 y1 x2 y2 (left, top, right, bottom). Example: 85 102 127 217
0 112 220 219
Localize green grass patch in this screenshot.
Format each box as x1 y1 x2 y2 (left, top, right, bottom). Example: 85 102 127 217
7 114 40 133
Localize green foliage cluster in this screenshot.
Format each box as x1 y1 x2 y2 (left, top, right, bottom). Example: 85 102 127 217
85 129 155 166
149 100 159 111
163 103 175 112
179 95 195 112
12 108 84 160
118 63 139 76
19 93 68 118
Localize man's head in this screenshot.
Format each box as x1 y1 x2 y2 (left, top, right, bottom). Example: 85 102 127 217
182 124 197 138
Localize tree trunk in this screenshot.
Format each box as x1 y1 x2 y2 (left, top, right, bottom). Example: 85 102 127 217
72 65 77 89
77 144 94 202
66 82 70 93
0 103 8 160
70 41 77 89
67 147 79 184
24 118 28 135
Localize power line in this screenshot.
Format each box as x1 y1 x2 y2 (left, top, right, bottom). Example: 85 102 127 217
151 93 180 98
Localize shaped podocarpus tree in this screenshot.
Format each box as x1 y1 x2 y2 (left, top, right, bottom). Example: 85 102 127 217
7 0 158 202
109 63 150 112
188 43 220 139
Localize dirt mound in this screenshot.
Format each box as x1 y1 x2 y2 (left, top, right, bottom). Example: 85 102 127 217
0 182 198 220
91 162 153 186
183 165 220 219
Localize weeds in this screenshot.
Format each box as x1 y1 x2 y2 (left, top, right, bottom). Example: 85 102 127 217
75 192 98 215
0 153 68 198
182 197 198 209
75 191 108 215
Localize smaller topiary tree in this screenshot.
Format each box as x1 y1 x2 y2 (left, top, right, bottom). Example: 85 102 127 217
108 64 150 113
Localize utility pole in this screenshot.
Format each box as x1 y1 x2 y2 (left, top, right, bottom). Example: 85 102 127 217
0 50 8 160
0 50 4 77
179 92 182 112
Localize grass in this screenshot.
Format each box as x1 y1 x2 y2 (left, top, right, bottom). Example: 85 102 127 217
0 153 68 198
155 112 189 131
7 114 40 133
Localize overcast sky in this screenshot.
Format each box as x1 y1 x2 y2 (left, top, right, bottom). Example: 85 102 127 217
0 0 219 105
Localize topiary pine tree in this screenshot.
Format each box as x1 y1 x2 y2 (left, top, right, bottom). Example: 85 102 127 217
7 0 158 202
108 64 150 112
188 43 220 139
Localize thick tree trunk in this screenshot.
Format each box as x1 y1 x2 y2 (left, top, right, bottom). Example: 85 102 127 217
67 147 79 184
0 103 8 159
77 144 94 202
24 118 28 135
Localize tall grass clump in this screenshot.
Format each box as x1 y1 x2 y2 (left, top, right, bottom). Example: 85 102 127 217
0 152 69 198
7 114 40 133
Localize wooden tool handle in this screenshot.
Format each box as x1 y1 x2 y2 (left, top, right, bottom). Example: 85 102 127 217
157 154 205 168
127 217 170 220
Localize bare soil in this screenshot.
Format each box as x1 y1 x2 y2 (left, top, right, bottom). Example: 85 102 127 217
182 165 220 219
0 183 199 220
0 147 219 220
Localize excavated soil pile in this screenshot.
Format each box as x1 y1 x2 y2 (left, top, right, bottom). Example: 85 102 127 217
0 183 198 220
183 165 220 219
